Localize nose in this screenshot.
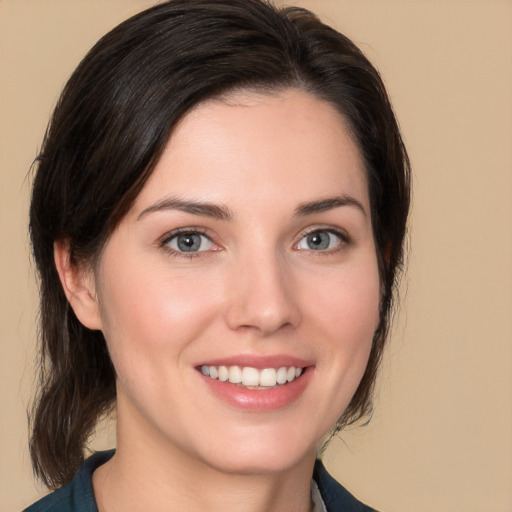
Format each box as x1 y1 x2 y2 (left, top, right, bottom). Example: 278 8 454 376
224 251 302 336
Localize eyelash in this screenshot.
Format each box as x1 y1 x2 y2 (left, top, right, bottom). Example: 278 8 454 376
294 227 350 254
160 227 216 259
159 226 350 259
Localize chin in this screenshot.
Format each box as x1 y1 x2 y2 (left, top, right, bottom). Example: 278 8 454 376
206 449 313 476
189 425 320 476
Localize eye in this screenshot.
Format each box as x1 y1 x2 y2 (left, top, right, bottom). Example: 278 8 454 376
165 231 214 253
296 229 344 251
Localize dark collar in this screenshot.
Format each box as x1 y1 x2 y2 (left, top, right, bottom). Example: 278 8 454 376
313 459 378 512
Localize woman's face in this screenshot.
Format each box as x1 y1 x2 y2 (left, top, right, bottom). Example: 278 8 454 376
90 89 380 474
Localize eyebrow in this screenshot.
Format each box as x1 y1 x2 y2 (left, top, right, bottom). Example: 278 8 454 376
137 196 233 221
137 194 366 222
294 195 367 217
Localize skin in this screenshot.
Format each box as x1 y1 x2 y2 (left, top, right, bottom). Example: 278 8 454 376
56 89 381 512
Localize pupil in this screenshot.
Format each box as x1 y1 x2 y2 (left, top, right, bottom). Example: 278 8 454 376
307 232 329 250
178 234 200 252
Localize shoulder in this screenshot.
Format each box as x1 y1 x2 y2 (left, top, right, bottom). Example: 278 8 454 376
314 459 379 512
23 450 115 512
23 483 76 512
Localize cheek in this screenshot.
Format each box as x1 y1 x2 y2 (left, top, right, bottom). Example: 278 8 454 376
95 258 222 369
311 260 381 339
304 256 381 394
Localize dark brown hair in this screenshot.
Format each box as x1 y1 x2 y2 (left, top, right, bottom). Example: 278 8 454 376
29 0 410 489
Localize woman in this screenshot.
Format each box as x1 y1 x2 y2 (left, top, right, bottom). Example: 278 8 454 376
26 1 410 511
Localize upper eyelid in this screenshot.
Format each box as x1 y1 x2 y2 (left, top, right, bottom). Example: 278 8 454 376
160 226 210 243
159 228 218 258
296 225 350 241
296 226 351 251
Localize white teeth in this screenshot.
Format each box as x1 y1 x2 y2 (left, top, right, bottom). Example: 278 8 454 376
259 368 277 387
242 367 259 386
228 366 242 384
276 367 288 384
218 365 229 382
201 365 304 387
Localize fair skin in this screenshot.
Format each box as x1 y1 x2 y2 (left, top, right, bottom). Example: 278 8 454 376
56 89 381 512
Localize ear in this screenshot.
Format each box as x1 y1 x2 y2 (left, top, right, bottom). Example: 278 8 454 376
54 240 103 331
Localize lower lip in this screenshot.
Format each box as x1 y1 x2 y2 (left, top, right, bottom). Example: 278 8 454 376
200 367 313 412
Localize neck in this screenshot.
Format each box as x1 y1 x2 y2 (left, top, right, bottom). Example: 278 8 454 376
93 417 317 512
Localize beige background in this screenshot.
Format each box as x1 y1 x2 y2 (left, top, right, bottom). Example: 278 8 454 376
1 1 511 511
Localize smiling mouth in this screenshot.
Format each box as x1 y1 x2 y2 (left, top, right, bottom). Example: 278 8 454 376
200 365 304 389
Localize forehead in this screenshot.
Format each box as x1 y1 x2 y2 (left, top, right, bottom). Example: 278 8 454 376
131 88 369 216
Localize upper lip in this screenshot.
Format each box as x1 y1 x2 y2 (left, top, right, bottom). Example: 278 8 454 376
197 354 313 369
